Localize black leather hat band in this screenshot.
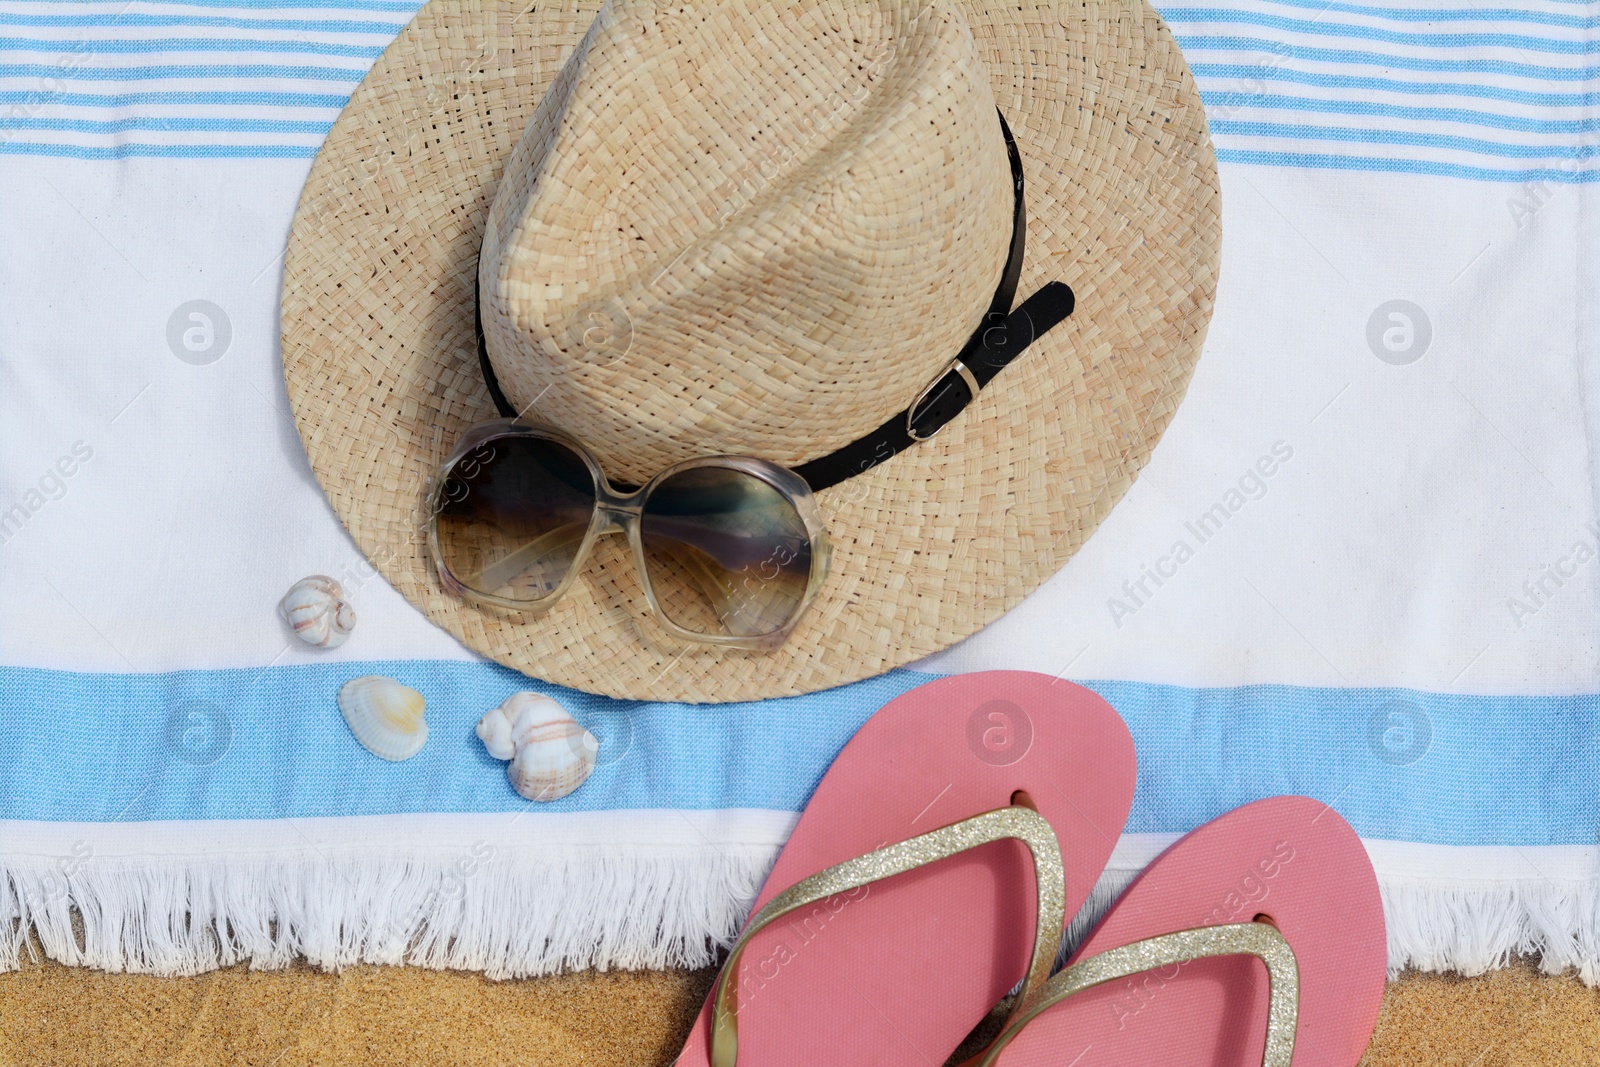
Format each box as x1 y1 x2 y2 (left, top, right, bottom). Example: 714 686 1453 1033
474 108 1074 493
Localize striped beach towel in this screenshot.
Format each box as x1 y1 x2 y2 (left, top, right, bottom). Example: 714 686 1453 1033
1 0 1596 982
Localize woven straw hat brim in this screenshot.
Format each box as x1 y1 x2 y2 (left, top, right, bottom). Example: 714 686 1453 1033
281 0 1220 703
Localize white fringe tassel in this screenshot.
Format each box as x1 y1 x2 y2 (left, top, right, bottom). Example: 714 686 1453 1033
4 853 1596 983
1063 869 1600 986
1 845 777 979
1381 880 1600 985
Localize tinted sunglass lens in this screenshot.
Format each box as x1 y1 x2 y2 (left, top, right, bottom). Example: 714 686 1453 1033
639 467 812 639
432 435 597 604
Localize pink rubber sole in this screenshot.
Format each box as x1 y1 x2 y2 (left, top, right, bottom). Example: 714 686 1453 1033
675 671 1137 1066
992 796 1387 1067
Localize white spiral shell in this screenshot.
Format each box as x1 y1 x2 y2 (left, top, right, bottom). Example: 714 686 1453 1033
278 575 356 649
475 692 597 802
338 675 428 761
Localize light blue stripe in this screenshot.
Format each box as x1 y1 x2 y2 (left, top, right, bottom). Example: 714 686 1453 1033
0 88 348 107
0 664 1592 846
0 0 422 9
0 36 383 57
1176 35 1600 80
1164 9 1593 53
1209 120 1600 159
1215 145 1599 181
0 61 365 81
1203 91 1600 134
1159 0 1594 29
0 139 317 158
0 115 330 133
1089 679 1599 846
0 663 925 824
1189 63 1600 107
0 13 406 33
0 46 1585 103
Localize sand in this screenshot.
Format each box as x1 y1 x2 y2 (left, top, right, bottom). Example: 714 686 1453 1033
0 957 1594 1066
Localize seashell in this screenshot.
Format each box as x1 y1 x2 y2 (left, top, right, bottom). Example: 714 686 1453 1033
338 675 428 761
476 691 597 802
279 575 356 649
474 702 518 761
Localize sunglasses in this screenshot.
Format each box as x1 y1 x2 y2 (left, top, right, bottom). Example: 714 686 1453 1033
427 419 832 649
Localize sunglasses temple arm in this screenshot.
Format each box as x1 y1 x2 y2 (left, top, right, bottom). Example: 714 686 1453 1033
469 522 590 592
464 522 792 633
656 542 796 638
657 541 740 617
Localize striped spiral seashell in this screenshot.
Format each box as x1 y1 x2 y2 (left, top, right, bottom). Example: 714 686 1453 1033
278 575 356 649
475 691 597 802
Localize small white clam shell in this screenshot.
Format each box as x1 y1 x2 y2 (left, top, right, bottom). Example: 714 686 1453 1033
279 575 356 649
338 675 428 761
476 692 597 802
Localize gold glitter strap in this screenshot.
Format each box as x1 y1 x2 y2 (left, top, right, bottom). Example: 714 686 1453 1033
975 921 1300 1067
708 805 1065 1067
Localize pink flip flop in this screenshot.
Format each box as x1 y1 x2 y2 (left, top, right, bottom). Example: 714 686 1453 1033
980 796 1387 1067
675 671 1137 1067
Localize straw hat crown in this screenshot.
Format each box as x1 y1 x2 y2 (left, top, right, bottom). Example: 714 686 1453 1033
281 0 1220 700
479 0 1014 485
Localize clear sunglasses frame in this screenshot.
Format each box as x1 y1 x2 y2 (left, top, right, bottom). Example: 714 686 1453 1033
426 419 833 650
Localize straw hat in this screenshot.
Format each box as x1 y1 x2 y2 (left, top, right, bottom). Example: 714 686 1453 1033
282 0 1219 703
